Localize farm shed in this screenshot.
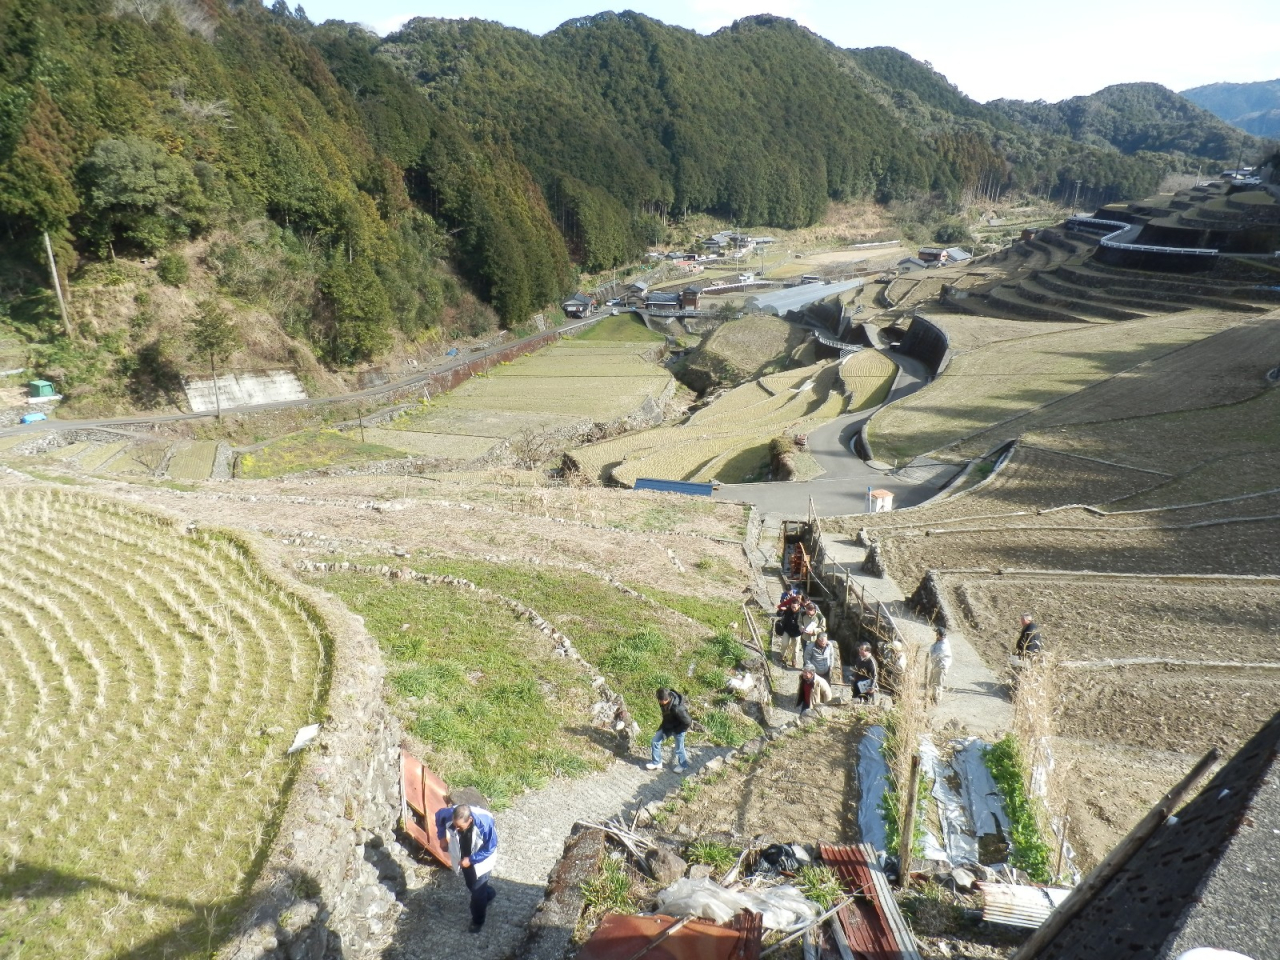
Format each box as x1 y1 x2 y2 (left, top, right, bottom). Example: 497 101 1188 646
28 379 55 398
680 287 701 309
943 246 972 263
917 246 947 262
645 291 680 306
562 292 595 318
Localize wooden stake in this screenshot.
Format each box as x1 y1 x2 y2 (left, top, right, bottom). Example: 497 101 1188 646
759 896 856 958
43 231 73 340
896 752 922 888
1054 815 1070 879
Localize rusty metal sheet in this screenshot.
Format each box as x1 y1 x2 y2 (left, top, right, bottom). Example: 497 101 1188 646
400 749 450 868
578 911 761 960
820 842 924 960
977 881 1071 930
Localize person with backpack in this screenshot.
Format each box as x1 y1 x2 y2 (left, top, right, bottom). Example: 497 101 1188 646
646 687 692 773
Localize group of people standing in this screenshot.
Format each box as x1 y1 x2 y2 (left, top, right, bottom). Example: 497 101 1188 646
775 585 879 713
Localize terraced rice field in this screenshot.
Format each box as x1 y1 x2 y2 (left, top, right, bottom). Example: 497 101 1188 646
573 351 896 485
866 309 1243 462
0 489 330 959
166 440 220 481
381 340 673 465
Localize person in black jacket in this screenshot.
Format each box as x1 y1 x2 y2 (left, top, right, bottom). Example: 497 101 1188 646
646 688 692 773
1015 613 1043 659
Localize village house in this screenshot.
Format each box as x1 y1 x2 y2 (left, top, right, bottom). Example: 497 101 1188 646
561 292 595 318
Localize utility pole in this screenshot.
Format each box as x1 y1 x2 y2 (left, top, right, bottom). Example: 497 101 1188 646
43 231 73 340
1072 179 1083 213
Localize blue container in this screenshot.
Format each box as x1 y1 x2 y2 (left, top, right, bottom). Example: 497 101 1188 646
20 412 48 424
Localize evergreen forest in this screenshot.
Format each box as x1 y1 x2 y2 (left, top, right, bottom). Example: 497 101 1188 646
0 1 1269 395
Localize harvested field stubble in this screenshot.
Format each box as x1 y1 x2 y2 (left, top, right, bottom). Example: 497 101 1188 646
0 488 329 959
867 310 1242 462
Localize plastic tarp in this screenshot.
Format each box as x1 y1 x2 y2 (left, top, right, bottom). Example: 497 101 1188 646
920 736 976 866
655 878 819 931
954 739 1009 839
858 726 891 853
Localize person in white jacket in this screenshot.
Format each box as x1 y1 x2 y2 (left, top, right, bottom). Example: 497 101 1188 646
927 626 953 704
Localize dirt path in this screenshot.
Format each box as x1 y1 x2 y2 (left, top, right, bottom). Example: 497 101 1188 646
386 745 734 960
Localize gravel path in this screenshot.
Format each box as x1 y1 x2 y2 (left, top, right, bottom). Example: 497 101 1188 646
386 746 733 960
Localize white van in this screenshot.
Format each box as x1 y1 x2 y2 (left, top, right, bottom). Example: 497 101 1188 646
738 273 753 283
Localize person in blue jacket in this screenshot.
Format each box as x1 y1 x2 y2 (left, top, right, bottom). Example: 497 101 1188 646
435 803 499 932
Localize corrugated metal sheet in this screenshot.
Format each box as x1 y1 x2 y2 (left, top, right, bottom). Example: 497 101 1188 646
820 843 924 960
634 478 715 497
577 910 762 960
400 749 450 868
978 881 1071 930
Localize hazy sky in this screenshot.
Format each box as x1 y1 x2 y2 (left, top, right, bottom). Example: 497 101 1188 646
293 0 1280 104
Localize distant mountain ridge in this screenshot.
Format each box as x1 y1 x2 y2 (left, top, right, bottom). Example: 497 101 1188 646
1181 79 1280 139
0 1 1270 375
987 82 1256 158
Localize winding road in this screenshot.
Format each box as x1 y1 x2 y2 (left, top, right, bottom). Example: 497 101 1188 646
714 348 960 517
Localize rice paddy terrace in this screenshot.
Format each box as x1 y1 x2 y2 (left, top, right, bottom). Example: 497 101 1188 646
0 488 331 959
570 348 897 485
0 334 676 482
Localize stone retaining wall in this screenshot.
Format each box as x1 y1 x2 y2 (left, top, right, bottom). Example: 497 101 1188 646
217 561 409 960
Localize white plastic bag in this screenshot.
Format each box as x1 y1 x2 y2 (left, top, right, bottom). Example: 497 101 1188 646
655 877 750 924
655 878 819 930
447 829 462 876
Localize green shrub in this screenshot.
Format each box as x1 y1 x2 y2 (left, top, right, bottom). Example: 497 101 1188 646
686 840 740 871
983 735 1053 882
156 252 189 286
796 864 844 909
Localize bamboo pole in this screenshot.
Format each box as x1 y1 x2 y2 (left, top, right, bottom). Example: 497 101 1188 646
1010 746 1220 959
896 753 921 888
622 915 693 960
759 896 856 958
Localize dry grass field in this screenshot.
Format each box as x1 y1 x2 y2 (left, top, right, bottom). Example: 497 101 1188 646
0 489 330 959
866 309 1247 463
571 351 895 485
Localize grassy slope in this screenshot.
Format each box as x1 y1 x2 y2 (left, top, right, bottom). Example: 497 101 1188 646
573 314 666 342
325 574 607 807
393 557 755 745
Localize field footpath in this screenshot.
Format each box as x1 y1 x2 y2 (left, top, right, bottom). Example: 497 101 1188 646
295 562 737 959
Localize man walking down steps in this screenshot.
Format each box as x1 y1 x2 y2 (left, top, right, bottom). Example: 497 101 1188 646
436 803 499 933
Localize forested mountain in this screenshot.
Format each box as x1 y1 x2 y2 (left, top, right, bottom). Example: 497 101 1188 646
0 2 1267 389
987 83 1257 159
1182 79 1280 139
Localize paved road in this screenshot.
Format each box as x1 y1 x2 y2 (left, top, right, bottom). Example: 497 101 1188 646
714 349 960 518
0 313 605 439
